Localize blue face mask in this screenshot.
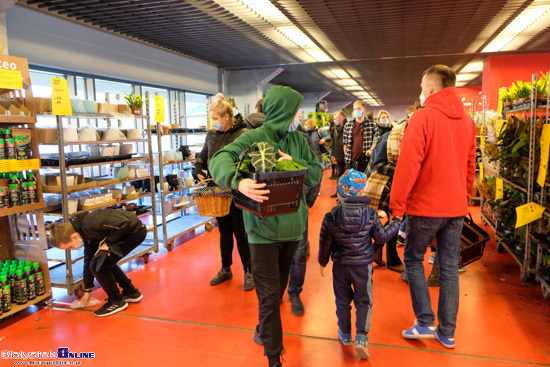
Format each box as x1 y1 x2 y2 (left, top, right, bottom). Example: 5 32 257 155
288 117 299 132
211 120 223 131
354 110 363 119
381 119 390 126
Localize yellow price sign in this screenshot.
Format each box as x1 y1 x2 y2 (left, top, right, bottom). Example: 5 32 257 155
479 125 485 145
496 120 507 144
495 178 503 200
479 162 483 181
497 87 505 115
515 202 546 228
51 77 72 116
154 95 164 123
537 124 550 186
0 69 23 90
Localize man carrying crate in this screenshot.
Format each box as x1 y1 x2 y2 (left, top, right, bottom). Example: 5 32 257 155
390 65 477 349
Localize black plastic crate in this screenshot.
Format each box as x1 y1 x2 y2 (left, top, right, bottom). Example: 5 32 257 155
232 169 307 218
459 214 490 267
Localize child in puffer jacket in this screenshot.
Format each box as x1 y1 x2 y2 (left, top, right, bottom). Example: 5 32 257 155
318 169 400 360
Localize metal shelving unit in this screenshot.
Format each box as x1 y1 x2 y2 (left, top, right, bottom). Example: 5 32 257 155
40 112 159 296
480 73 549 286
153 128 214 251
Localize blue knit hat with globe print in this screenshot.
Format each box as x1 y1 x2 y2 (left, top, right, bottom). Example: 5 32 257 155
337 169 367 200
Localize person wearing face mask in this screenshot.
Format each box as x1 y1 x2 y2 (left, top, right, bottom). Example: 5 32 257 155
47 209 147 317
343 101 378 173
194 93 253 291
330 110 346 198
390 65 476 349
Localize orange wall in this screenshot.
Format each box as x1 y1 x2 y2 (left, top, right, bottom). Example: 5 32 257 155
482 53 550 111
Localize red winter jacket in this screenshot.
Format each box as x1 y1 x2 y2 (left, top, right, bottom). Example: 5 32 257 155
389 87 476 217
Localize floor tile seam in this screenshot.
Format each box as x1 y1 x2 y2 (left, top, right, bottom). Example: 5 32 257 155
51 306 549 366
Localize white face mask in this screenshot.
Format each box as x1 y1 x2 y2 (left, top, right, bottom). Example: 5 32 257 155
380 119 390 126
71 238 84 250
419 92 427 106
354 110 363 119
334 118 340 125
288 117 299 132
211 120 223 131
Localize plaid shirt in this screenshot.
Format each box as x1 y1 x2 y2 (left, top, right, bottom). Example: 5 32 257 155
342 119 378 165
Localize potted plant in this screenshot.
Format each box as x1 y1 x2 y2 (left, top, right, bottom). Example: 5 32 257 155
508 83 519 105
124 92 145 116
536 71 549 104
501 91 514 109
514 81 532 103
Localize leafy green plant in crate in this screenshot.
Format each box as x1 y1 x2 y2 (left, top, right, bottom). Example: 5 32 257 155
236 142 305 174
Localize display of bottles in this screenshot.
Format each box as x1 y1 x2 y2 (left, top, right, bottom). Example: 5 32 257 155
0 275 10 313
14 269 27 305
32 262 45 296
4 129 15 160
0 132 5 160
26 171 37 203
24 266 36 301
8 173 20 207
8 268 16 303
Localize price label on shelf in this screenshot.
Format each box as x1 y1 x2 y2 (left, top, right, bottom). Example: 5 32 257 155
154 95 164 123
479 162 483 181
0 159 40 173
495 178 503 200
537 124 550 186
51 77 72 116
515 202 546 228
0 69 23 90
479 125 485 145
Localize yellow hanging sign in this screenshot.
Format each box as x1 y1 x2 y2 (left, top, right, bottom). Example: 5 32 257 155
51 77 72 116
495 178 503 200
496 120 507 144
537 124 550 186
515 202 546 228
0 69 23 90
479 125 485 145
154 95 164 123
479 162 483 182
497 88 505 115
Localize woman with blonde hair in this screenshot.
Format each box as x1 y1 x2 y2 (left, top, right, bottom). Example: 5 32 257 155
194 93 253 291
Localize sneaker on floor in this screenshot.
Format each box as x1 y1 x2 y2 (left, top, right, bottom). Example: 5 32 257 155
330 193 338 198
268 354 282 367
338 329 353 346
397 234 406 246
428 252 436 264
435 329 455 349
94 299 128 317
329 175 337 180
378 210 387 218
210 268 232 286
122 290 143 303
402 320 436 339
458 266 467 272
401 271 408 283
354 334 370 360
244 272 255 291
290 295 304 316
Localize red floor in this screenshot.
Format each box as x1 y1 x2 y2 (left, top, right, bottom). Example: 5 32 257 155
1 170 550 366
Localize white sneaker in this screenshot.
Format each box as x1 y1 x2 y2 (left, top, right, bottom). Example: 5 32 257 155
378 210 387 218
458 266 467 272
428 252 436 264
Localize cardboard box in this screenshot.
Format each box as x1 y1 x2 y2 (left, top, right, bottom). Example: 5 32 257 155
36 128 58 144
118 104 132 115
33 97 52 114
43 174 97 193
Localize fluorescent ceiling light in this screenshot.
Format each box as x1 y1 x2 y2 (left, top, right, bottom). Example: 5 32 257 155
240 0 286 21
343 86 364 91
331 69 349 79
306 50 332 62
278 26 316 48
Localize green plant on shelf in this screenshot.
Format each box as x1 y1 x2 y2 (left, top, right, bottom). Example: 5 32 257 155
501 90 514 103
124 92 145 108
488 186 526 230
536 71 549 96
514 80 532 99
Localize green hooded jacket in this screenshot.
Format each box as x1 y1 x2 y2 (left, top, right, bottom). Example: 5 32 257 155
209 86 323 244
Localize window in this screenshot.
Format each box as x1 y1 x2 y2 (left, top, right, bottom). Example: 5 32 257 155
185 92 208 146
30 70 65 98
95 79 132 104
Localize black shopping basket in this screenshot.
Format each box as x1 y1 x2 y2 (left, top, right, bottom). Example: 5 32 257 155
459 213 490 267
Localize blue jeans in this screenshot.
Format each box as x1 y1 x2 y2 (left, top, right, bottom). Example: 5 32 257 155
404 215 464 338
287 218 308 297
399 215 408 233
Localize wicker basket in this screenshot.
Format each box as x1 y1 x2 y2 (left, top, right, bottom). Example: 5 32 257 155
192 179 232 217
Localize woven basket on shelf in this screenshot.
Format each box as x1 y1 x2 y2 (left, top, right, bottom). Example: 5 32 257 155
191 179 232 217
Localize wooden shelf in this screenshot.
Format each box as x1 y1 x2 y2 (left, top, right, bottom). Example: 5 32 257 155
0 115 37 123
138 210 154 218
152 131 207 136
44 193 153 218
161 186 193 197
162 159 195 167
0 292 52 320
163 203 196 217
41 155 150 169
0 201 44 218
38 113 115 119
43 176 151 194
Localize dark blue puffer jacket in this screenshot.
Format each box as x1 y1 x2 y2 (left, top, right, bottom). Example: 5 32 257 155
318 196 400 266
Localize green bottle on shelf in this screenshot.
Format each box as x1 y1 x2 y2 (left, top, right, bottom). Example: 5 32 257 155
8 174 20 207
0 275 10 313
8 268 16 303
0 128 5 160
4 129 15 160
26 171 37 203
32 262 45 296
17 173 28 205
14 269 27 305
24 266 35 301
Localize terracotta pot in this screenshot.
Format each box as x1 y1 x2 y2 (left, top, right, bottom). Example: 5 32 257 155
503 101 513 106
161 125 170 134
512 99 519 104
131 107 142 116
518 97 527 103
